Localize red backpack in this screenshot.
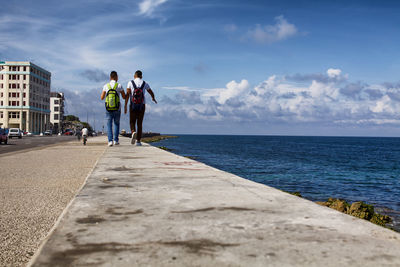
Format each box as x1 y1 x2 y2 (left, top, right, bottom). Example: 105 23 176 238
131 80 146 111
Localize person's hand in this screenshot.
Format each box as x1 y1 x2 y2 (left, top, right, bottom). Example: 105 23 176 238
124 106 127 114
152 98 157 104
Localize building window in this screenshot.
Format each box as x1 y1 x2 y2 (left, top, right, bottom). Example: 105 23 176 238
23 93 26 98
23 66 26 71
0 74 3 79
54 114 59 120
0 92 2 97
0 84 2 89
54 106 59 112
23 101 26 106
0 111 2 118
8 112 20 119
54 99 59 104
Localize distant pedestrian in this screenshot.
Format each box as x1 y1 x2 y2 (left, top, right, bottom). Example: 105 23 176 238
125 70 157 146
82 127 88 145
101 71 126 147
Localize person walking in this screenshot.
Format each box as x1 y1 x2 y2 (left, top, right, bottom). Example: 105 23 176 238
101 71 126 147
82 127 88 145
125 70 157 146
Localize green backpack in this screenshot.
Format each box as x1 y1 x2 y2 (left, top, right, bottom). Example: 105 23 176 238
105 83 120 112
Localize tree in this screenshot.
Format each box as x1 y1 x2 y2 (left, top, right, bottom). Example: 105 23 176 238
64 115 80 122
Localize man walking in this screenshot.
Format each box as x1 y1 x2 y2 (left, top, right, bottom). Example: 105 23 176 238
101 71 126 147
125 70 157 146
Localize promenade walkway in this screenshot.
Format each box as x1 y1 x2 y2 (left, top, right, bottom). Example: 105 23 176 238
30 137 400 266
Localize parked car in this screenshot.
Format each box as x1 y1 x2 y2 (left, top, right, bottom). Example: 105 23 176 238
64 131 74 136
0 128 8 144
44 130 52 136
8 128 22 139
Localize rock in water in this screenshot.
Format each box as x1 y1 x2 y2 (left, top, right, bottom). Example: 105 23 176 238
370 213 392 226
316 198 349 213
348 201 374 220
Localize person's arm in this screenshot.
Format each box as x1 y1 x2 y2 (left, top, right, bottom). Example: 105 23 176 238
125 88 131 114
101 90 106 100
120 90 126 100
147 87 157 104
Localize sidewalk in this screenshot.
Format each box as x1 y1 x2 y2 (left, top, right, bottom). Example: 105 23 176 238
0 136 107 267
30 137 400 267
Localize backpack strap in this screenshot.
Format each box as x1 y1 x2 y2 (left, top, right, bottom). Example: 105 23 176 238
132 80 146 90
107 82 118 90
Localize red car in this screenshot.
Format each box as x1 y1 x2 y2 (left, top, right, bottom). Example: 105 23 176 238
0 128 8 144
64 131 74 135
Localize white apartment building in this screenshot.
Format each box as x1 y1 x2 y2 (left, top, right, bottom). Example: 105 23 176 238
50 92 64 133
0 61 51 133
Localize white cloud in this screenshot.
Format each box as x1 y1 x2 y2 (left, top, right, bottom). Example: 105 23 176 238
218 80 250 104
150 68 400 128
246 15 298 44
327 68 342 78
139 0 168 17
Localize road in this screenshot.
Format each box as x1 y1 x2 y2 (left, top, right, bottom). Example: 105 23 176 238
0 135 77 155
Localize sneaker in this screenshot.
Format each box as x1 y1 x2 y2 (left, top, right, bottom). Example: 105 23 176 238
131 132 136 144
108 141 113 147
135 141 142 146
114 141 120 145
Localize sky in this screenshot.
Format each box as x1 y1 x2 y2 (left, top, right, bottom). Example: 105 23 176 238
2 0 400 136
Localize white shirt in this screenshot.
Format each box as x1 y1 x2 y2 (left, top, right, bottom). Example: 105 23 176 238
102 80 124 95
127 78 151 104
82 128 88 136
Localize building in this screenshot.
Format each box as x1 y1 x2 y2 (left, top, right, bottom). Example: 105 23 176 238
50 92 65 133
0 61 51 133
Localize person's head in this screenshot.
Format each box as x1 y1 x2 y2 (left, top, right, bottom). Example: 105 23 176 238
134 70 142 79
110 71 118 81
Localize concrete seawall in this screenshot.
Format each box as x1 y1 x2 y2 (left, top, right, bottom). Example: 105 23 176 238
30 137 400 266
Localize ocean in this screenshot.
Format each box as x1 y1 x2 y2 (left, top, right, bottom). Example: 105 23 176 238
153 135 400 229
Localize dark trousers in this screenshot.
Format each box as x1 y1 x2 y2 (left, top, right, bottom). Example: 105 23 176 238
130 104 145 141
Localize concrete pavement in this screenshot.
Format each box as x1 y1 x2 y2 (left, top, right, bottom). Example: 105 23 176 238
0 136 107 267
30 137 400 266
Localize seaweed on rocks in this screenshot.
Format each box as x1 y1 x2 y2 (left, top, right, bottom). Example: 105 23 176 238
286 192 393 230
316 198 392 228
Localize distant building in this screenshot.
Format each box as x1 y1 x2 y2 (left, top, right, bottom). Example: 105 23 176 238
50 92 65 133
0 61 51 133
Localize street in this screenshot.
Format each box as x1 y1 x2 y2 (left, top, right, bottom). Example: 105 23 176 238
0 135 76 155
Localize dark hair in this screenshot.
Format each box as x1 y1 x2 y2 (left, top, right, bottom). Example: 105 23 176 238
110 71 118 79
135 70 142 78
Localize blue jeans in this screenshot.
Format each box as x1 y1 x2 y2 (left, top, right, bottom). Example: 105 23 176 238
106 110 121 142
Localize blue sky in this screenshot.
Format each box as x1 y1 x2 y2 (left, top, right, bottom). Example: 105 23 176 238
2 0 400 136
